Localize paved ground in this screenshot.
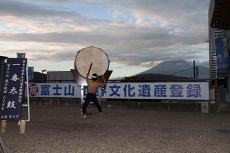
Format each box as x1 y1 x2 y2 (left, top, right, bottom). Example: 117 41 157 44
1 103 230 153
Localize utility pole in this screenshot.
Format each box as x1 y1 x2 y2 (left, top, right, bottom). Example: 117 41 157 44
193 60 196 79
41 69 47 83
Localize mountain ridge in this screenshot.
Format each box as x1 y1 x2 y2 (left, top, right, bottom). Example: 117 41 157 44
137 60 209 79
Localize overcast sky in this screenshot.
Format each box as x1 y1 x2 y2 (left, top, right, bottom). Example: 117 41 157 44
0 0 210 78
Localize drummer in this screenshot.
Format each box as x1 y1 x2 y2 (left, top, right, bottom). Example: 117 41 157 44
81 64 106 118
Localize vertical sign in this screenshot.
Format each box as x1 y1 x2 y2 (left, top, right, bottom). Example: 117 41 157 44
215 37 229 77
0 58 27 121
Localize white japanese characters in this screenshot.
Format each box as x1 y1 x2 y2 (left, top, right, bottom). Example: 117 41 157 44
1 58 26 121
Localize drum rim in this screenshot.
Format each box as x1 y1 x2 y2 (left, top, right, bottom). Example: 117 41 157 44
74 46 110 79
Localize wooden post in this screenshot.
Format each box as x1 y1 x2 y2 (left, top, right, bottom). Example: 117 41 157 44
0 120 7 133
19 120 26 134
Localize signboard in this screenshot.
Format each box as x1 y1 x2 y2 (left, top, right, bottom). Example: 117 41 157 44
215 37 229 77
97 82 209 100
0 58 27 121
29 82 209 100
29 83 81 98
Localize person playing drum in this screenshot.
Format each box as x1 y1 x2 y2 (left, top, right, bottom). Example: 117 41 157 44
81 63 106 118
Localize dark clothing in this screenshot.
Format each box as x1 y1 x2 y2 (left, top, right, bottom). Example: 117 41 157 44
82 93 102 114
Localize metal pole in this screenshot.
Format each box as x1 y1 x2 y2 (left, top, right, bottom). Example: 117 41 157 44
42 71 43 82
193 60 196 79
22 63 30 121
214 78 219 111
80 85 84 115
26 64 30 121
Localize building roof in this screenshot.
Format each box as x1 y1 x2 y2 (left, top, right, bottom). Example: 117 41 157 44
47 71 74 82
210 0 230 29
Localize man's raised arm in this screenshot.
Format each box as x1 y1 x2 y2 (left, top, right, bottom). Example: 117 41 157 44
98 74 106 87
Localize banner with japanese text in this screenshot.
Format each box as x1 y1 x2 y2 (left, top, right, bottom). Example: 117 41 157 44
29 83 81 98
29 82 209 100
99 82 209 100
0 58 27 121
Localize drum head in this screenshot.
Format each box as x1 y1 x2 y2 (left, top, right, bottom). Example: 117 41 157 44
74 46 110 78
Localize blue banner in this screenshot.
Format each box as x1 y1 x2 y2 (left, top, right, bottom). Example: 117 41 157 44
29 83 81 98
0 58 27 121
215 37 229 77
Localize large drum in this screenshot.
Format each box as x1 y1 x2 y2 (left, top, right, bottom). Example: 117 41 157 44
74 46 110 79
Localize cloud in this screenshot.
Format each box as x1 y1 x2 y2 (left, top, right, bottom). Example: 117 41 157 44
0 0 210 71
0 25 206 46
0 25 208 67
0 0 74 18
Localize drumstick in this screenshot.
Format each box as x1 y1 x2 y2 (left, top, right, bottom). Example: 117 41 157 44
87 63 93 74
86 63 93 79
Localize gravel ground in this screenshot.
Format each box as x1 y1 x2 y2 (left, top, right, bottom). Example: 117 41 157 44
1 103 230 153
